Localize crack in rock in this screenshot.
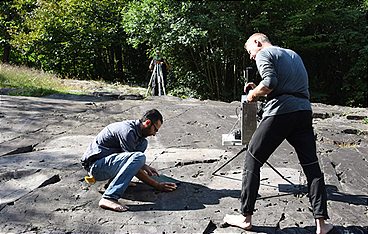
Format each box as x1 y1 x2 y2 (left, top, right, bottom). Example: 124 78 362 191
313 113 332 119
192 170 204 178
330 162 344 182
342 129 361 135
346 115 367 120
276 212 286 229
333 140 359 148
203 220 217 234
38 175 61 188
3 144 38 156
174 159 219 167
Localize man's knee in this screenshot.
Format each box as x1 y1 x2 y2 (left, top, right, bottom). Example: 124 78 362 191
131 152 146 167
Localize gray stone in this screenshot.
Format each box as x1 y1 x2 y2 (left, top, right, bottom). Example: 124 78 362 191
0 94 367 233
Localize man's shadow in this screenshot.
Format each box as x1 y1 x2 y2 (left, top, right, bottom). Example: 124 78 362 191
121 180 367 234
120 179 240 212
118 178 367 211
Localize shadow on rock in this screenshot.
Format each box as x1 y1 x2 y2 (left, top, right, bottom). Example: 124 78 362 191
273 184 368 206
326 185 368 206
240 225 367 234
119 181 240 212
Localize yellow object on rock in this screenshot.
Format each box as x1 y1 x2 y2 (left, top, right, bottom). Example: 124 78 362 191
84 175 96 184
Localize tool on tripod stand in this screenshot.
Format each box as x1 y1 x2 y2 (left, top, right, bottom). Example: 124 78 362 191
146 63 166 96
214 67 257 176
221 67 257 146
214 67 296 188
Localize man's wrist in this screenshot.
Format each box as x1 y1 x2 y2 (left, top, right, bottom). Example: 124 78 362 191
154 182 162 190
251 90 258 99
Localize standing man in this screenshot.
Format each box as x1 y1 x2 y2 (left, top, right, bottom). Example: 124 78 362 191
81 109 177 212
149 50 169 95
223 33 333 234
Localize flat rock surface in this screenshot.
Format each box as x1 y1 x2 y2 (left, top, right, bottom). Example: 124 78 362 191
0 93 367 234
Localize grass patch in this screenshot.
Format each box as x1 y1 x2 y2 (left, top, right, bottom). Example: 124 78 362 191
0 63 75 97
0 63 148 97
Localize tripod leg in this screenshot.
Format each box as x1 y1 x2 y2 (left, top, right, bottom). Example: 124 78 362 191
161 69 166 95
265 161 295 186
152 73 157 96
159 64 166 95
212 147 247 176
146 74 153 96
157 64 162 96
146 66 156 96
153 65 159 96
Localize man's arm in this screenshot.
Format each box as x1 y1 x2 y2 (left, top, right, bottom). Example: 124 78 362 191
136 169 177 192
245 82 272 102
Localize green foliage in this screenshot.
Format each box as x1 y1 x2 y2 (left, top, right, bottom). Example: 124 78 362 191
280 0 368 107
0 0 367 106
124 1 249 100
9 0 138 82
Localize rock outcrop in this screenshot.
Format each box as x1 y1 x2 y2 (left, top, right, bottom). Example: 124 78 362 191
0 94 367 233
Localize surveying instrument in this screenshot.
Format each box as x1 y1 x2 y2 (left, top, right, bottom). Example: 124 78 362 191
146 63 166 96
221 67 257 147
213 67 298 190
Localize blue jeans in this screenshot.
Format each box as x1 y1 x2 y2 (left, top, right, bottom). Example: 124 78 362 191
89 152 146 200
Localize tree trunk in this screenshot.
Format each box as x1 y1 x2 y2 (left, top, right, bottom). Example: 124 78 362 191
115 45 124 82
233 63 237 100
109 46 115 80
2 44 11 63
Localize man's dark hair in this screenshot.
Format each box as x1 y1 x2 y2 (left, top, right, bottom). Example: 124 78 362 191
141 109 163 124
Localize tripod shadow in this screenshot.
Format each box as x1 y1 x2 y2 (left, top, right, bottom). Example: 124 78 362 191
325 185 368 206
276 184 368 206
121 180 240 212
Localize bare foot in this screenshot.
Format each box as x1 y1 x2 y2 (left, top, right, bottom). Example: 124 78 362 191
316 218 334 234
223 214 252 230
98 198 128 212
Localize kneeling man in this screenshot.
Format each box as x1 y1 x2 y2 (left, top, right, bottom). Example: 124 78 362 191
81 109 176 212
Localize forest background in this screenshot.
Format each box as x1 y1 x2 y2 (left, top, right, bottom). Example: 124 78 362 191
1 0 367 107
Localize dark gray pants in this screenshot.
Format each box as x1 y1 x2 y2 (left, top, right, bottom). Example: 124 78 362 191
240 110 329 219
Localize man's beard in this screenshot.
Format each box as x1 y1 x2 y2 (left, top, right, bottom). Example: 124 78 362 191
141 128 150 137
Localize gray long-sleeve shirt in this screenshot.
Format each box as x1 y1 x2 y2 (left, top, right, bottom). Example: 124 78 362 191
81 120 148 162
256 46 312 117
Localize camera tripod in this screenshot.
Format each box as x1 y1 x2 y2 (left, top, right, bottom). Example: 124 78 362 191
146 63 166 96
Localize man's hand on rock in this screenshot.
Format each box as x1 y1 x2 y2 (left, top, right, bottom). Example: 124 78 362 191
156 182 177 192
